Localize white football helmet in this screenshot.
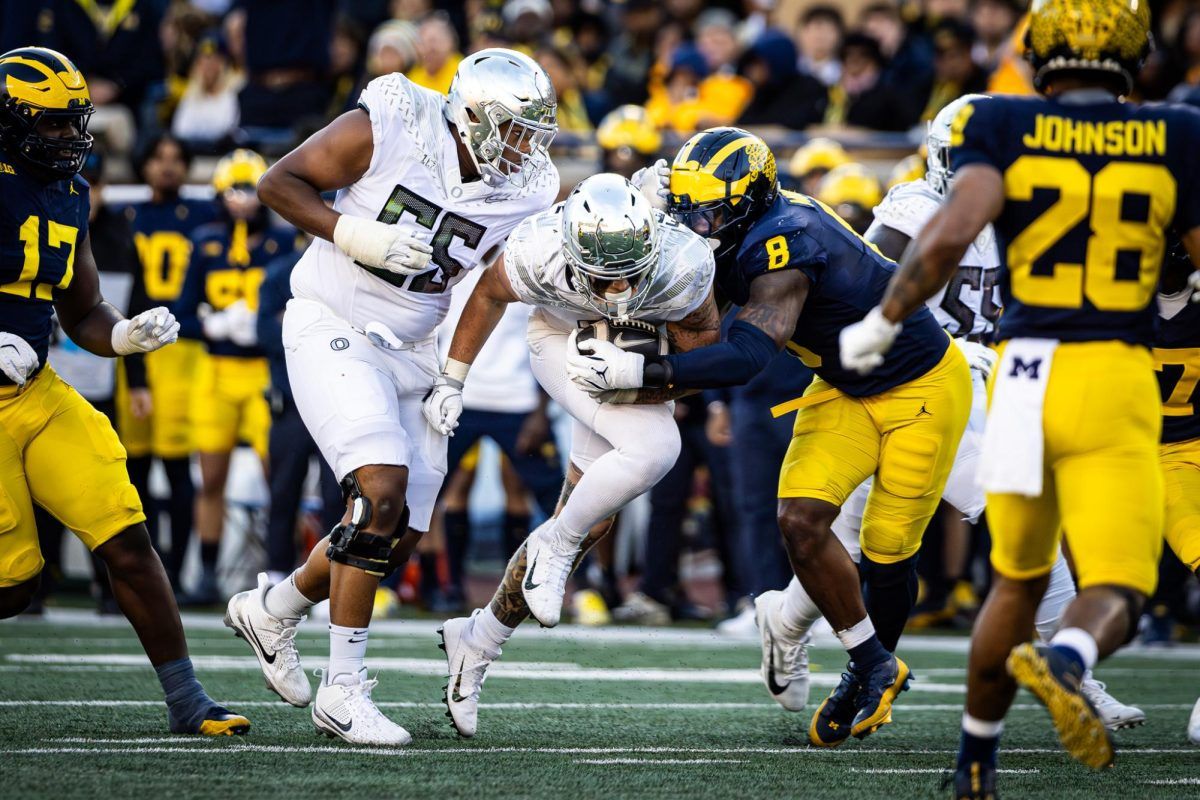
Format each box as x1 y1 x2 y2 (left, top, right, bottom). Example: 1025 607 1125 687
445 48 557 188
926 93 989 195
562 173 661 320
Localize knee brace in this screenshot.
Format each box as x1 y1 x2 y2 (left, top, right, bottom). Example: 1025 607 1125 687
325 474 410 578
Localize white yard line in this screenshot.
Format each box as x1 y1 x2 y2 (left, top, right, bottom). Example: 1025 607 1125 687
850 768 1039 775
573 758 748 765
1143 779 1200 785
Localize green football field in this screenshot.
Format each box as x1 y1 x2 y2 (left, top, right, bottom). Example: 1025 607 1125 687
1 610 1198 799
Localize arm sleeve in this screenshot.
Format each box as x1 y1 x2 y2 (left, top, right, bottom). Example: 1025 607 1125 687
658 319 779 390
256 259 291 359
173 242 206 341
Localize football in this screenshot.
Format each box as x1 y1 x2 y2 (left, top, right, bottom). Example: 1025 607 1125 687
575 318 670 358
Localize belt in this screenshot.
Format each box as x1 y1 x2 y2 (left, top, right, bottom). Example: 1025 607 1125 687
769 386 841 418
354 321 435 352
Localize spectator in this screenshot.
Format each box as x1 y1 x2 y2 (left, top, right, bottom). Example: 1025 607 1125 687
795 5 845 87
364 19 419 79
824 32 909 131
860 1 935 117
120 133 217 590
406 12 462 94
695 9 743 75
1167 8 1200 101
228 0 334 139
920 19 988 123
171 32 241 151
503 0 554 51
390 0 433 22
535 44 593 134
985 10 1035 95
786 136 849 195
815 162 884 235
645 44 752 134
737 29 827 130
599 0 661 113
595 104 661 178
327 15 368 116
970 0 1022 73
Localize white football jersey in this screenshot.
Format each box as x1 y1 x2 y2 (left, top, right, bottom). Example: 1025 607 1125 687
503 206 715 332
290 73 560 342
867 179 1001 337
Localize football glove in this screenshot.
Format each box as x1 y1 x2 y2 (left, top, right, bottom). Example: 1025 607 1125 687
225 300 258 348
1189 269 1200 303
112 307 180 355
954 337 998 381
0 332 39 387
423 375 464 436
333 214 433 276
630 158 670 212
565 329 645 397
839 306 901 375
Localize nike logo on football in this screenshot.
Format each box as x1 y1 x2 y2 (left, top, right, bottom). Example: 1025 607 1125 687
611 333 645 349
316 707 353 733
766 633 789 695
524 556 542 591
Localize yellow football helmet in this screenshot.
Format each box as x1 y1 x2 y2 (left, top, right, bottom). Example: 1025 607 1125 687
596 104 661 157
887 153 926 189
0 47 93 178
667 126 778 259
816 163 883 235
787 137 849 182
1025 0 1151 94
213 149 268 193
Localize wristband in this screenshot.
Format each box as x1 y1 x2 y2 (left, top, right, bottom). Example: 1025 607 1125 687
443 357 471 384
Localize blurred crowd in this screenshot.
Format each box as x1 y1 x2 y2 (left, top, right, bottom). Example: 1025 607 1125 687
10 0 1200 643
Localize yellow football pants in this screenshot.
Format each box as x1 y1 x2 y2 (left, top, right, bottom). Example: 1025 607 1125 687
1161 437 1200 572
778 340 972 563
987 341 1163 595
0 366 145 587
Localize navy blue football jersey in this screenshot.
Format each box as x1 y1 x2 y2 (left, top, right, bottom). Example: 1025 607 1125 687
1155 298 1200 444
950 94 1200 345
124 198 218 304
719 190 950 396
174 221 296 358
0 155 90 376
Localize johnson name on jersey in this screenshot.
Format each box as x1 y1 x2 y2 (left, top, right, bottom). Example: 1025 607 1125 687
867 179 1000 337
290 72 560 342
503 206 715 330
950 94 1200 345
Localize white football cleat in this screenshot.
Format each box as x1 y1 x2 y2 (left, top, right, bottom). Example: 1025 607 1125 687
312 669 412 746
1081 675 1145 731
755 590 810 712
1189 697 1200 744
716 604 757 637
521 520 579 628
224 572 311 707
439 610 501 738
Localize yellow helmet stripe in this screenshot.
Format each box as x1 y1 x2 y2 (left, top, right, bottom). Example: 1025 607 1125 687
1 54 91 111
670 135 761 205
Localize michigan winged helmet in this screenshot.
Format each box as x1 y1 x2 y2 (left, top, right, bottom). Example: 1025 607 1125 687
1025 0 1152 94
0 46 93 179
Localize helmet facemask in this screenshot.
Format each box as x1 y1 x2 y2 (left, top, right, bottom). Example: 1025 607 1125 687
473 102 557 188
3 101 93 180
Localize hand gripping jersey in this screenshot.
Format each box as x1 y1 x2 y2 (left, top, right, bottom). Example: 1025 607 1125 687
718 190 950 397
866 179 1001 337
950 94 1200 345
503 206 715 330
0 157 90 374
290 73 560 342
1155 290 1200 445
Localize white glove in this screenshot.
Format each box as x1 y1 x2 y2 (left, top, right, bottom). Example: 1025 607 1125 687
422 375 464 436
838 306 902 375
565 329 645 396
202 309 232 341
226 300 258 348
630 158 670 212
1189 269 1200 303
333 214 433 277
112 307 180 355
954 337 998 381
0 332 39 386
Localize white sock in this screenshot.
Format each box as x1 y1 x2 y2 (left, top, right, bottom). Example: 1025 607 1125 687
777 576 823 639
327 623 369 684
835 617 877 650
962 713 1004 737
470 607 515 652
1034 555 1076 643
1050 627 1098 671
264 573 315 621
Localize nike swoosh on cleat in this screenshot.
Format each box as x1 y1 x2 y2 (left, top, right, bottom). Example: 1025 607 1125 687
524 555 541 590
766 633 790 695
451 657 470 703
315 707 353 733
241 610 276 665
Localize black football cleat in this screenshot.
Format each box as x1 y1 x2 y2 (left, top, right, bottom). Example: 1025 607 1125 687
945 761 997 800
851 654 912 739
808 670 861 747
1007 642 1113 769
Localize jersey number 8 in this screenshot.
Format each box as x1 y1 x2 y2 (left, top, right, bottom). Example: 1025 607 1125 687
1005 156 1175 311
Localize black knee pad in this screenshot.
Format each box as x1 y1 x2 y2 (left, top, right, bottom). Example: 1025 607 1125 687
325 474 410 578
1113 586 1146 645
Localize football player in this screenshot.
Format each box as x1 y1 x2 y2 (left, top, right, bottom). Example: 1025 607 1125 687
571 127 973 745
838 0 1200 792
1153 240 1200 745
174 149 293 604
119 132 216 588
224 49 560 745
422 173 720 737
0 46 248 735
756 93 1143 732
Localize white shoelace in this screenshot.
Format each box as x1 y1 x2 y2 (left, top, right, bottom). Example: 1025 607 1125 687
272 623 302 672
782 641 809 682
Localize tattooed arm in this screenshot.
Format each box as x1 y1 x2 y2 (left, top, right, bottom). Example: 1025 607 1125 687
879 164 1004 323
625 288 722 404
